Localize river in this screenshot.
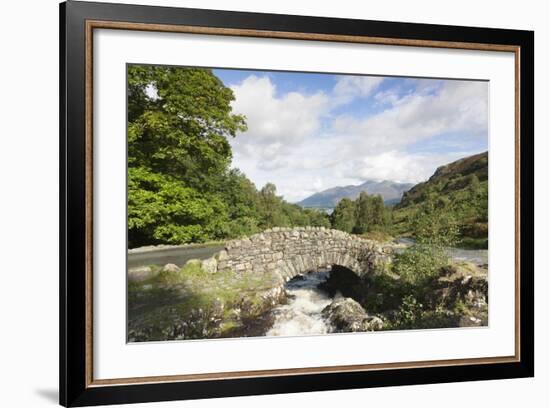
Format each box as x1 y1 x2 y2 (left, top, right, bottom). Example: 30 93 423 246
395 237 488 265
266 270 333 336
447 247 488 265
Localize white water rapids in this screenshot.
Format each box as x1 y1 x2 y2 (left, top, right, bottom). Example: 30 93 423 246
266 270 334 337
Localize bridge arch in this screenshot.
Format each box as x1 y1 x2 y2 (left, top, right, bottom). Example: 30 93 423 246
202 227 392 283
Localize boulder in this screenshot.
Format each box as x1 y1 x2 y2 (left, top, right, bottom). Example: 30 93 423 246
202 257 218 274
364 315 384 331
322 297 383 332
434 262 488 308
128 266 154 282
161 263 180 273
216 250 229 261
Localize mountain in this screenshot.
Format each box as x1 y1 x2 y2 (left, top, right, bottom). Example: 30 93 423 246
393 151 489 248
297 180 414 208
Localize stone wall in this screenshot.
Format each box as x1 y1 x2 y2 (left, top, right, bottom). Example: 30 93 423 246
199 227 393 284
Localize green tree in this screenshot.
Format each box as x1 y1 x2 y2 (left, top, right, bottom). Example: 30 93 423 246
393 198 459 287
127 64 338 247
216 169 262 238
467 174 480 194
331 198 356 233
305 209 331 228
410 198 460 248
127 65 247 246
282 203 310 226
128 65 246 191
369 195 385 227
258 183 289 229
354 192 370 234
127 167 229 246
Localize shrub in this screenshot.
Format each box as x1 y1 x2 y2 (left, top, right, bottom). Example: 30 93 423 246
393 197 458 286
393 295 423 329
393 244 447 287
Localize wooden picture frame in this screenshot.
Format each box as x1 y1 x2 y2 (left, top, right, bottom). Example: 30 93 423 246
60 1 534 406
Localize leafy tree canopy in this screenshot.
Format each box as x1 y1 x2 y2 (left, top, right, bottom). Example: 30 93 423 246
128 65 331 247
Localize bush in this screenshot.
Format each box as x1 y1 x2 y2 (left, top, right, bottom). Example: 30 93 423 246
393 198 457 286
393 244 447 286
393 295 423 329
461 222 488 239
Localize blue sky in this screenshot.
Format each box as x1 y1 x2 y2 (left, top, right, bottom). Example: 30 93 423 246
213 68 488 203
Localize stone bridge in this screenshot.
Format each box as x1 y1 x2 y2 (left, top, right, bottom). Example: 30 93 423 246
200 227 393 283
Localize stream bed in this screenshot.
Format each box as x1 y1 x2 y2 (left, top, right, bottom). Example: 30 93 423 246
266 270 333 337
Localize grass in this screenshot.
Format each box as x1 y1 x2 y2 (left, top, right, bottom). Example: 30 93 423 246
127 258 282 341
360 230 394 243
154 261 206 284
132 261 275 308
453 299 469 315
457 237 488 249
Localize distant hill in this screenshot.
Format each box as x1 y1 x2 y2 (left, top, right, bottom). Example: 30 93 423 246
396 151 488 209
297 180 414 208
393 151 489 248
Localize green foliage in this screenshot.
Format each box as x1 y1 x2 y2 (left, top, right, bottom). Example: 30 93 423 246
330 192 389 236
330 198 356 233
128 167 229 245
127 65 246 246
216 169 262 238
255 183 331 230
360 273 406 314
459 237 488 249
393 245 445 286
128 65 246 190
409 198 460 247
302 208 331 228
393 198 458 287
354 192 370 234
393 152 488 244
387 295 459 330
360 194 480 331
370 198 459 328
360 230 394 242
128 260 283 341
369 195 385 226
127 65 332 247
393 295 424 329
257 183 288 228
453 299 468 315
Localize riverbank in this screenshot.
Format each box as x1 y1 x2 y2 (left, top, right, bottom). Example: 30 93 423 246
128 261 284 342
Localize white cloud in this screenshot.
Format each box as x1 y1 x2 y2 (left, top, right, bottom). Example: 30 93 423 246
229 75 329 164
312 177 324 191
330 80 488 156
333 76 385 105
374 89 400 106
345 150 472 184
227 74 488 202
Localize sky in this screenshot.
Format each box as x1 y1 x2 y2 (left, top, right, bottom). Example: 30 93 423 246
213 68 488 203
